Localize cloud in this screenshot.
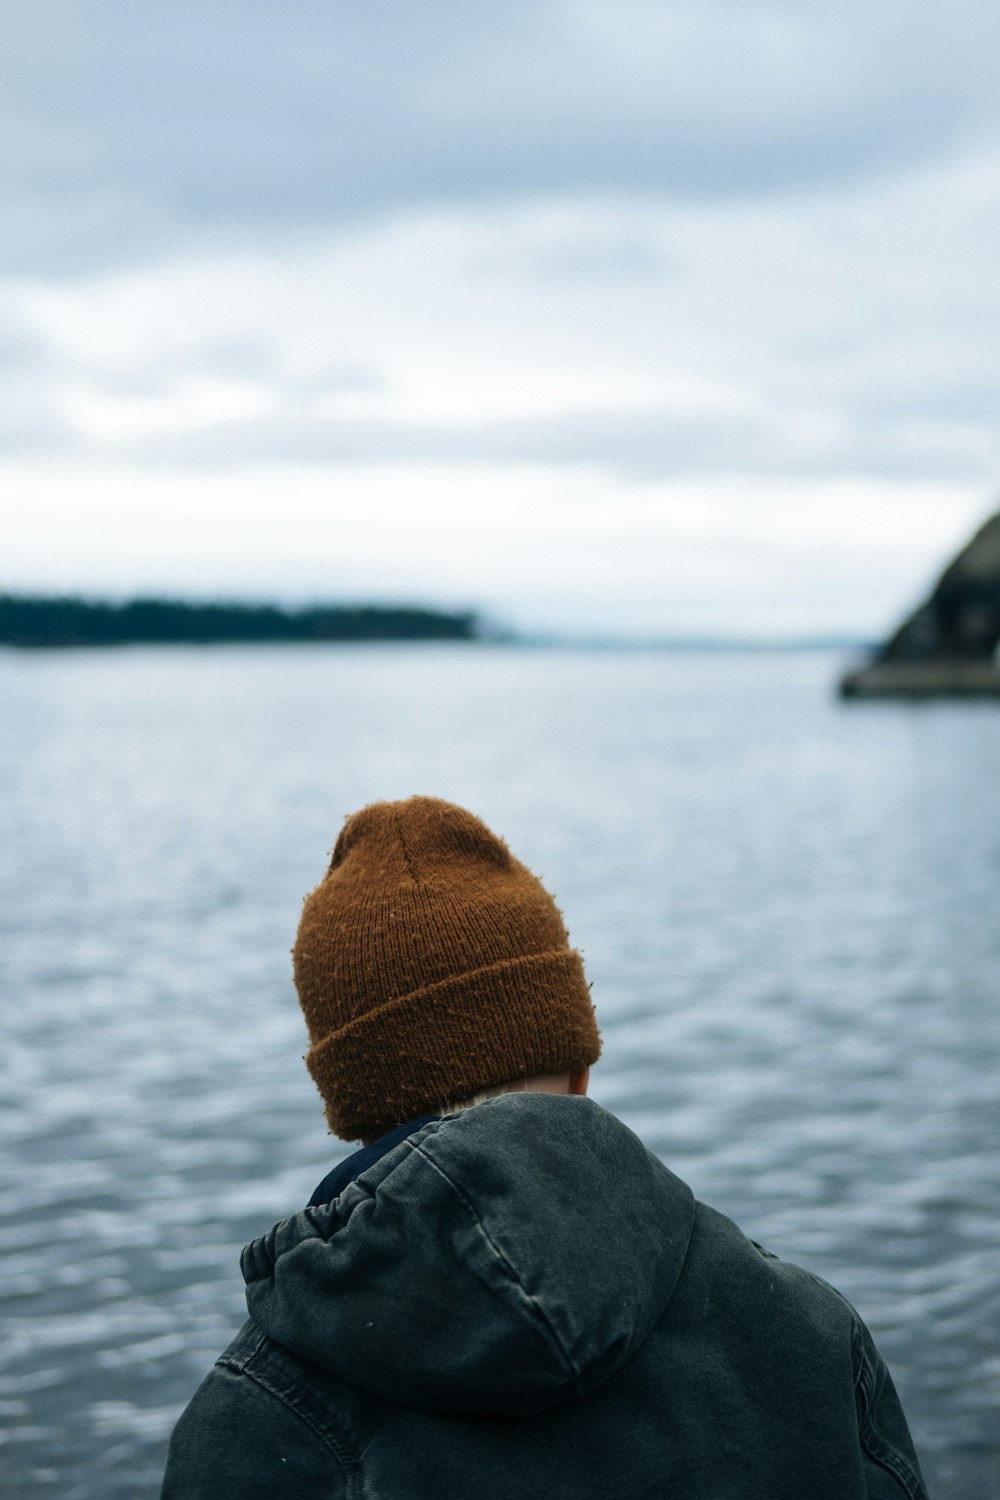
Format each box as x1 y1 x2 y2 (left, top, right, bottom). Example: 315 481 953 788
2 1 1000 274
8 175 999 485
0 303 78 453
2 2 998 632
31 398 987 486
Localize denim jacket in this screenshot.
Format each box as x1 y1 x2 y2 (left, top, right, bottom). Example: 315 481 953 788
162 1095 929 1499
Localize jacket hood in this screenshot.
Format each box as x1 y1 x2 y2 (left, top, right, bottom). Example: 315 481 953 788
241 1094 695 1417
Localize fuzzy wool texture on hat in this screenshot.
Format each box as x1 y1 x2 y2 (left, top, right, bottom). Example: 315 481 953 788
293 796 601 1141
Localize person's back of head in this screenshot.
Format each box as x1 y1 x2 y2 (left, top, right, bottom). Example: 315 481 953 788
292 794 602 1141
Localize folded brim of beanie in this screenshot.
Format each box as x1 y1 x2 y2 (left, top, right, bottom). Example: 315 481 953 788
306 948 601 1142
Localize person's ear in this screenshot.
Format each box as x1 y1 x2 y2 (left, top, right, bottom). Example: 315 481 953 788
568 1065 590 1097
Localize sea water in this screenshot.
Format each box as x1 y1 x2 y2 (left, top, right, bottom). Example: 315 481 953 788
1 644 998 1497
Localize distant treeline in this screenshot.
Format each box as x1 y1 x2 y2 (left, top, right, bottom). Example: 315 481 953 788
0 594 478 647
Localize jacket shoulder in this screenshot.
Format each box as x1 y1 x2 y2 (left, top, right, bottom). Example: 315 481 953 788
849 1315 929 1498
676 1204 928 1498
161 1322 358 1500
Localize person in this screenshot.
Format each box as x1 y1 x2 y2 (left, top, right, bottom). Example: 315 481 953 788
161 795 929 1499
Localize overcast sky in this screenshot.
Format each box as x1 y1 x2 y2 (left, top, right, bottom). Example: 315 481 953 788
2 0 999 636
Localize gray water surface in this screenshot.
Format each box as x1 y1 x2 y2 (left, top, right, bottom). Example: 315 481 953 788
1 645 998 1497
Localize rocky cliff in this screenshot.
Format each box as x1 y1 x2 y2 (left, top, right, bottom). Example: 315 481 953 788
840 510 1000 698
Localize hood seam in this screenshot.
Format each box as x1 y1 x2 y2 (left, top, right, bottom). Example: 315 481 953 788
412 1140 582 1396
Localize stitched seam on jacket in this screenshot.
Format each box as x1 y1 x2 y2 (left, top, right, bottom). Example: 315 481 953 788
219 1324 269 1371
412 1142 580 1391
217 1349 357 1478
851 1321 924 1500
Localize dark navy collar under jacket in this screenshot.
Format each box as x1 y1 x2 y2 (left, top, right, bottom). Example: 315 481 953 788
307 1115 438 1207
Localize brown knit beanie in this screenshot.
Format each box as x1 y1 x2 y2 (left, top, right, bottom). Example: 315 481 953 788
293 796 601 1141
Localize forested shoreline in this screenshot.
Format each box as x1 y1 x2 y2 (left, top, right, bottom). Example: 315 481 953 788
0 595 478 647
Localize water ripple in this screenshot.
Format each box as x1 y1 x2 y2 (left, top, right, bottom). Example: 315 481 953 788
2 646 998 1496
